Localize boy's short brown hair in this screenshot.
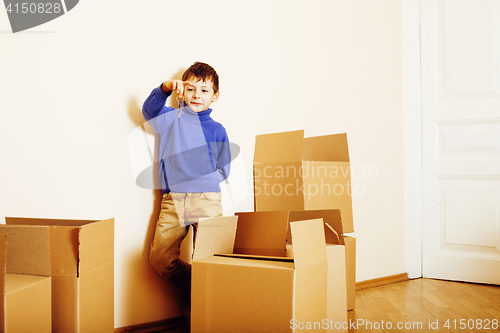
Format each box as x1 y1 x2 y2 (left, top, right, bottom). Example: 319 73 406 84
182 62 219 94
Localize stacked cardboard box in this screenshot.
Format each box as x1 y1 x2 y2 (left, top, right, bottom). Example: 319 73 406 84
190 130 355 331
1 217 114 333
0 228 52 332
253 130 356 311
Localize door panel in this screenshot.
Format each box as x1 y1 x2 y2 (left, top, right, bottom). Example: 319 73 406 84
421 0 500 284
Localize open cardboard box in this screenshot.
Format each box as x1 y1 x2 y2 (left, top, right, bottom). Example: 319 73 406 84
191 217 328 333
0 228 52 333
2 217 114 333
236 210 355 312
253 130 353 231
236 210 350 330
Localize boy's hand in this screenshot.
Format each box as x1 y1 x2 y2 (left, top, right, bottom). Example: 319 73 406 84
161 80 192 98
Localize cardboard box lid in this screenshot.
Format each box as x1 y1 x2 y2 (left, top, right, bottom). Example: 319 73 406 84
254 130 350 164
78 218 114 274
0 227 51 276
192 216 238 261
302 133 350 162
234 211 289 257
289 218 327 269
254 130 304 164
5 217 114 277
289 209 347 243
227 218 327 270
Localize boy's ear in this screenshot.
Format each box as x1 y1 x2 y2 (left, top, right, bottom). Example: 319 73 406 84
212 91 220 103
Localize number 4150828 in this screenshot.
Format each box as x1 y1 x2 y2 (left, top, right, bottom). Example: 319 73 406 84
5 2 62 14
444 319 498 330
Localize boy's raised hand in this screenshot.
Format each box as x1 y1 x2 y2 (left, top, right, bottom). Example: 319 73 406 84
161 80 192 98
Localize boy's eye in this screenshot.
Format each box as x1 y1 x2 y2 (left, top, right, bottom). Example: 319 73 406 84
202 90 208 93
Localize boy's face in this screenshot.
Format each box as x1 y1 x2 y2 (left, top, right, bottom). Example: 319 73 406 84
183 75 219 112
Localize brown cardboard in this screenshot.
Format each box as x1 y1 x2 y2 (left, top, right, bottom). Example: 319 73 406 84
234 211 289 257
326 245 347 333
254 130 354 233
0 231 52 333
192 216 238 261
3 217 114 333
343 236 356 311
237 209 356 310
192 218 328 332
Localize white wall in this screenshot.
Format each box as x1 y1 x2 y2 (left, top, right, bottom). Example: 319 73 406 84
0 0 404 328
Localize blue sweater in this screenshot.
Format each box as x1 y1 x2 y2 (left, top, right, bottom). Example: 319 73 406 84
142 85 231 194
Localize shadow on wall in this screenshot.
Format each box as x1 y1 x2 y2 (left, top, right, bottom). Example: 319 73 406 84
123 80 191 324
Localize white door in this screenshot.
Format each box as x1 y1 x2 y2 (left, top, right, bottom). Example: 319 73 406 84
421 0 500 284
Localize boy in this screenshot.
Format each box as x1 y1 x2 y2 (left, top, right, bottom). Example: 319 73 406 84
142 62 231 291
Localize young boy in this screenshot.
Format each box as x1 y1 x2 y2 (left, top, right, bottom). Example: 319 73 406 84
142 62 231 291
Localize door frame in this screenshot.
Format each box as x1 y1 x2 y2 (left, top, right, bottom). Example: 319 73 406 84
402 0 423 279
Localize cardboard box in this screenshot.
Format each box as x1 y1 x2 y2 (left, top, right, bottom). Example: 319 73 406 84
3 217 114 333
0 228 52 333
325 244 347 333
238 210 352 324
283 210 356 311
192 218 328 332
285 242 348 332
237 210 355 311
253 130 353 232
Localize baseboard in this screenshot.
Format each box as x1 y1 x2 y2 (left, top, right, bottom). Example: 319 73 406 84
114 315 189 333
356 273 411 291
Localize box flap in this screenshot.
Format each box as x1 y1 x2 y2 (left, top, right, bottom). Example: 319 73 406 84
0 226 51 276
289 209 344 245
302 133 349 162
290 219 327 269
47 226 79 277
192 216 238 261
215 253 294 263
234 211 289 257
78 218 114 275
5 217 96 227
253 161 305 212
254 130 304 163
291 219 328 327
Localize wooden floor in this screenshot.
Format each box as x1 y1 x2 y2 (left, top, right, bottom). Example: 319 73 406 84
116 278 500 332
350 278 500 333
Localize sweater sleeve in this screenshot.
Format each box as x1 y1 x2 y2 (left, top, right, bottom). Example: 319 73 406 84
142 84 174 131
216 127 231 183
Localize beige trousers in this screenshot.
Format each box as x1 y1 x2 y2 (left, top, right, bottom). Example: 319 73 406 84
149 192 222 290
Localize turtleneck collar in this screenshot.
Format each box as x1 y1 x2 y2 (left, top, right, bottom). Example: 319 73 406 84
180 103 213 120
